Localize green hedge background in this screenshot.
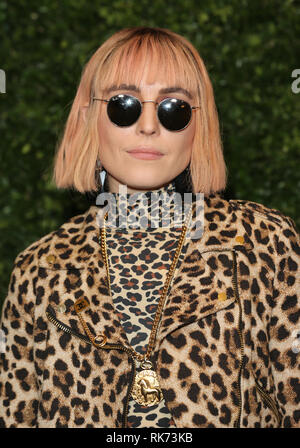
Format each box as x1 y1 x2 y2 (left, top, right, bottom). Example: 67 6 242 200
1 0 299 312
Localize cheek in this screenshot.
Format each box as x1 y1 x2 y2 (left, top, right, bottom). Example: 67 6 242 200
98 120 124 154
98 116 115 146
98 112 109 143
187 118 196 143
98 112 134 148
171 124 195 156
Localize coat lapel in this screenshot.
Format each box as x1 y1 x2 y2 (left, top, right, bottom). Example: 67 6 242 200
156 193 254 343
39 204 133 350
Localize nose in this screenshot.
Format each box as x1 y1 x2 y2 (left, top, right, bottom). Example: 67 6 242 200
135 101 160 135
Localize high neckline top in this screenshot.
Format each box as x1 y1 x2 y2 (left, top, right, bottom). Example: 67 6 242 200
101 180 195 232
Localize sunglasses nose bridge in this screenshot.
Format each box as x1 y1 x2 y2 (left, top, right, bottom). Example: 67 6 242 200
140 99 159 112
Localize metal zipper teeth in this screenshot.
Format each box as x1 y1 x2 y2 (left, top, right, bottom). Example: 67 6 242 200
193 247 244 426
231 250 281 428
231 251 281 428
46 311 92 344
46 311 136 353
46 310 135 428
254 380 282 427
232 250 245 428
196 247 245 426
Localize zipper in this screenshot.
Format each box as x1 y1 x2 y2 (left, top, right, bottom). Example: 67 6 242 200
46 310 135 428
254 379 282 427
46 311 92 345
232 250 245 428
231 250 281 428
200 248 245 427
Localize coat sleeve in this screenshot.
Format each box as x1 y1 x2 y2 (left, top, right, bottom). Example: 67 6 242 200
0 253 39 427
268 215 300 427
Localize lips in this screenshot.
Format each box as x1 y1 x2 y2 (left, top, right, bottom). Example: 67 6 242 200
127 148 163 155
127 151 164 160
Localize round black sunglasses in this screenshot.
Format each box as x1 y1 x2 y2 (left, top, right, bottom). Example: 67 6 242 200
92 94 200 132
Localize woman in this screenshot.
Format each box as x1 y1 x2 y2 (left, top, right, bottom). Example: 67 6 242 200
0 26 299 428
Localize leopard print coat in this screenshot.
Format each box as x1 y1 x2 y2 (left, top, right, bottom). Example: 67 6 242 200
0 192 299 427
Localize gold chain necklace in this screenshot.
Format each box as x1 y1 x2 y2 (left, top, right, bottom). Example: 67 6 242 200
99 200 194 407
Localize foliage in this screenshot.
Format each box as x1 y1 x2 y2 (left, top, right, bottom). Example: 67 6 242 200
0 0 299 310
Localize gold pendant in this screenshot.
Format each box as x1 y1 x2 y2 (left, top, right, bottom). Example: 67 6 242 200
131 368 163 407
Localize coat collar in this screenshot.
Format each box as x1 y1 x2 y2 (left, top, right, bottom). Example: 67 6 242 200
40 192 254 350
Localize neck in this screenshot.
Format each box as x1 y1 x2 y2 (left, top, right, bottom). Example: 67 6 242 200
102 167 193 195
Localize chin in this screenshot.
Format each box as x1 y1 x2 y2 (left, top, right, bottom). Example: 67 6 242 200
126 180 170 192
126 184 159 193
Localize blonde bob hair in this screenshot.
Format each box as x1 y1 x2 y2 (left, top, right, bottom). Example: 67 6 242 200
52 26 227 195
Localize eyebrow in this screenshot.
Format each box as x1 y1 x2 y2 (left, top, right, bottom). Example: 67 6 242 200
103 84 193 100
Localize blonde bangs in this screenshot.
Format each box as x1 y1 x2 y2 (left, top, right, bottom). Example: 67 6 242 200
93 34 199 100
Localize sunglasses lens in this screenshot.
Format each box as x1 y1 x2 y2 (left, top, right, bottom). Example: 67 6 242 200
158 98 192 131
107 95 141 126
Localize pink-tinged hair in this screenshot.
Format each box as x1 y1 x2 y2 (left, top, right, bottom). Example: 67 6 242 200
52 26 227 194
